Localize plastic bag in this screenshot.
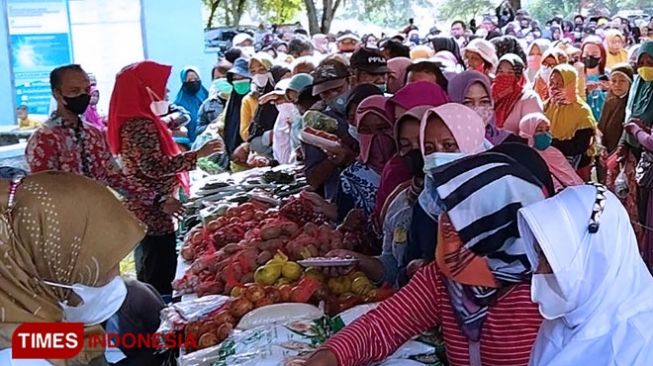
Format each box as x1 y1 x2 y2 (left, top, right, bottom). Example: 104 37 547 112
615 167 629 199
237 303 324 330
158 295 230 334
302 111 338 133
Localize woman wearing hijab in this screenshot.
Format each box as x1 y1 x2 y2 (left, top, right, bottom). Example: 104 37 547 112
83 86 106 131
325 107 430 287
405 60 450 91
581 38 608 121
0 172 148 365
526 39 551 82
247 65 290 158
336 95 394 220
374 82 450 228
463 38 498 78
402 104 492 285
623 42 653 268
490 35 527 64
492 54 543 133
599 64 634 157
304 150 549 366
605 29 629 70
173 66 209 145
544 64 597 181
448 70 514 145
519 184 653 366
431 36 465 66
223 58 252 170
519 113 583 192
549 25 563 41
533 48 566 102
386 57 412 94
239 53 274 143
595 64 635 185
107 61 222 297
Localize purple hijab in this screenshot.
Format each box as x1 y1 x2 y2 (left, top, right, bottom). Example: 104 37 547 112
447 71 511 145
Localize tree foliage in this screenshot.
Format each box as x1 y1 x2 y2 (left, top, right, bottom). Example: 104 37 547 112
528 0 649 23
342 0 427 29
203 0 247 28
256 0 303 24
438 0 494 22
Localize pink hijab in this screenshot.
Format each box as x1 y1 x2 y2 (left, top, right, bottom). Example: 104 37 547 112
355 95 394 174
84 86 106 131
386 81 450 121
387 57 412 93
519 113 583 191
420 103 486 154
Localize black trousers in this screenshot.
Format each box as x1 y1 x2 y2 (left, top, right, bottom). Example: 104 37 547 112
136 233 177 296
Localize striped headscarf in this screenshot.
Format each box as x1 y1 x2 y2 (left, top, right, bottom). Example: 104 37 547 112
431 152 548 343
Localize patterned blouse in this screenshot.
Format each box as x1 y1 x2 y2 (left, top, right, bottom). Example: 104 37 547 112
26 114 157 205
119 118 197 236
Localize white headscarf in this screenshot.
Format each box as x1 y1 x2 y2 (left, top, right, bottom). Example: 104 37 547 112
518 185 653 366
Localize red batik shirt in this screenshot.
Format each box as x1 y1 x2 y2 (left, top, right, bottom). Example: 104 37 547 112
26 114 157 206
119 118 197 236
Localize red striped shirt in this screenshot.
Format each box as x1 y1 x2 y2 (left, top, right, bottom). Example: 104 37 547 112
322 261 542 366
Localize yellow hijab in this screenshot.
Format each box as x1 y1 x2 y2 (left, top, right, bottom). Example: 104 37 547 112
605 29 629 69
545 64 597 140
0 172 147 365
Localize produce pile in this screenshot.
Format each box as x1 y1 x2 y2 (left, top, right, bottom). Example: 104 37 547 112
173 196 391 313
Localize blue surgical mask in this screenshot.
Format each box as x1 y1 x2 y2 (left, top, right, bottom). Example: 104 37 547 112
376 83 387 93
533 132 553 151
423 152 465 172
418 175 443 221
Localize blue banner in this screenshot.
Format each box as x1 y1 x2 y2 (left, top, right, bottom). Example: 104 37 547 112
7 0 73 117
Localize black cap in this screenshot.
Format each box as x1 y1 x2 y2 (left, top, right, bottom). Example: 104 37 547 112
350 47 390 74
311 61 351 96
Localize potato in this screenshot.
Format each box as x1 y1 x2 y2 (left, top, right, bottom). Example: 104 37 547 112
256 250 274 265
199 320 217 335
259 238 283 251
215 322 233 342
198 332 219 348
180 245 195 261
260 225 282 241
185 321 201 340
222 243 241 254
280 221 299 236
212 310 235 326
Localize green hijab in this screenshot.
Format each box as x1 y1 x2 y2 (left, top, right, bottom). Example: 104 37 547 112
627 41 653 124
624 41 653 147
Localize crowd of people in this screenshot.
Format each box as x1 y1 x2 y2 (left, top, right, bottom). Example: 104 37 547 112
2 6 653 366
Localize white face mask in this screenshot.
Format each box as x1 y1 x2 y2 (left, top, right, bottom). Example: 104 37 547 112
240 46 255 57
531 273 573 320
252 73 270 88
348 124 358 140
539 66 553 83
423 152 464 172
146 87 169 116
45 276 127 326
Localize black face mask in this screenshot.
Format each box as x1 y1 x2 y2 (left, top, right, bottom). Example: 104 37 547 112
403 149 425 177
62 93 91 115
583 56 600 69
183 80 201 94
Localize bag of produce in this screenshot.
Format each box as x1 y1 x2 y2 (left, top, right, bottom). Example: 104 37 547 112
158 295 230 334
301 111 338 133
